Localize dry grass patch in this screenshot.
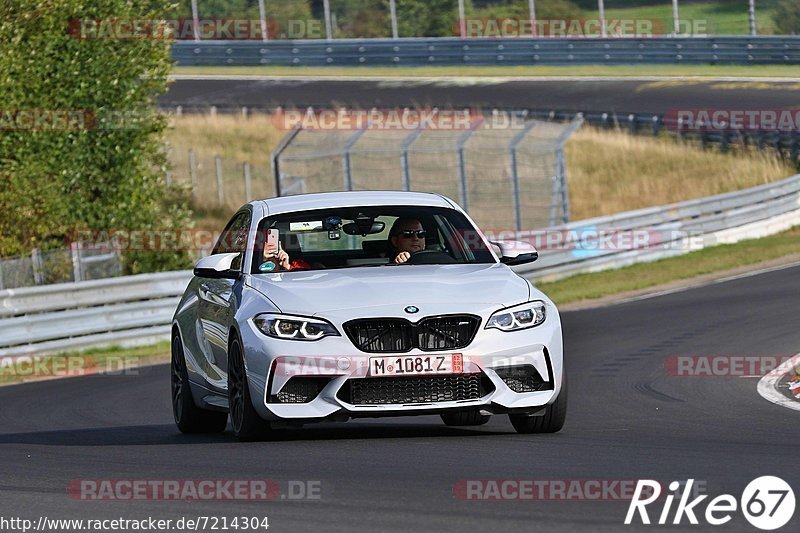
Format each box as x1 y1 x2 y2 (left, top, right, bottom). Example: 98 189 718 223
565 127 794 220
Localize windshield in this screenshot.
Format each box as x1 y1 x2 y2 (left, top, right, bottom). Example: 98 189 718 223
250 205 495 273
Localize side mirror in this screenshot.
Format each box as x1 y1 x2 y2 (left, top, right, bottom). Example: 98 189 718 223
193 253 242 280
491 240 538 266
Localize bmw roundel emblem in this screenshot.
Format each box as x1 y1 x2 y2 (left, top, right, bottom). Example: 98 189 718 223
404 306 419 314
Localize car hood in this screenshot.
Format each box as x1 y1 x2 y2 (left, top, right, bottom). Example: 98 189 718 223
247 263 530 316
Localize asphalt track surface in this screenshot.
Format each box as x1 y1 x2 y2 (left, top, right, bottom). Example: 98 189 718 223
163 77 800 114
1 264 798 532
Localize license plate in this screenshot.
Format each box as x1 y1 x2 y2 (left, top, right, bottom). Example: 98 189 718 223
369 354 463 377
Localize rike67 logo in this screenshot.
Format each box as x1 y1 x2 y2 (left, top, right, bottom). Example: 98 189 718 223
625 477 795 530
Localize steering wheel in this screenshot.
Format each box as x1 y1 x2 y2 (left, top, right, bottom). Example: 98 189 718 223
406 249 457 265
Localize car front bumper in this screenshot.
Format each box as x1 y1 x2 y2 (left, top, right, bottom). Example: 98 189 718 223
240 309 564 423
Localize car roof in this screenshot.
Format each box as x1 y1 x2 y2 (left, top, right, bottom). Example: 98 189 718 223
253 191 457 217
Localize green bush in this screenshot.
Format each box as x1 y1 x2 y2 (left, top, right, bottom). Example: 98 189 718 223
773 0 800 34
0 0 193 274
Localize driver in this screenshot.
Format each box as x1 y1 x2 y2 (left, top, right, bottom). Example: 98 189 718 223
388 218 426 264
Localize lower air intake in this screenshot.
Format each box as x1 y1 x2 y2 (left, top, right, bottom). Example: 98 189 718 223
338 373 494 405
272 377 331 403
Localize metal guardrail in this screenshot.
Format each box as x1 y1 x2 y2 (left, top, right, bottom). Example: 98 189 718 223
1 173 799 359
172 37 800 66
513 173 800 281
0 271 192 358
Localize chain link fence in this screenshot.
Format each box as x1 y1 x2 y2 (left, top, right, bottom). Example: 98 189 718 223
0 244 122 290
272 113 583 231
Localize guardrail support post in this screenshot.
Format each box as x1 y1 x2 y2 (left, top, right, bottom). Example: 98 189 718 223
31 248 44 286
215 155 224 207
71 242 83 282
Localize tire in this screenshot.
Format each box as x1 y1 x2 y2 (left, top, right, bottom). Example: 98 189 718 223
228 336 273 442
441 411 491 426
171 332 228 434
509 374 567 434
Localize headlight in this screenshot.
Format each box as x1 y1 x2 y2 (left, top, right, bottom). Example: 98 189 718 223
253 314 340 341
485 301 546 332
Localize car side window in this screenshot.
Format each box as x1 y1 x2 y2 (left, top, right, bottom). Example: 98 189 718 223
212 211 251 270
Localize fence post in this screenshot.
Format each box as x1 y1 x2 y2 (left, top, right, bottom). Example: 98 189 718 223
70 241 83 282
215 155 225 207
271 123 303 197
455 124 479 212
550 116 583 225
389 0 399 39
0 256 4 290
257 0 268 41
509 121 537 232
190 0 200 42
400 127 423 191
188 149 198 202
166 170 172 188
323 0 333 40
556 148 570 224
244 161 252 201
342 128 368 192
31 248 44 285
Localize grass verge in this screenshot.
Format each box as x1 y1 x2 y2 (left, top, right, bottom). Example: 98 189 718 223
0 341 171 387
171 64 800 79
537 225 800 305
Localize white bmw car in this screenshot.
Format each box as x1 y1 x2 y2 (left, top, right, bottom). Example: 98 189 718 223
171 191 565 440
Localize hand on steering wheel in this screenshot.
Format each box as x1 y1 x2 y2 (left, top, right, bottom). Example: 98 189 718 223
394 251 412 264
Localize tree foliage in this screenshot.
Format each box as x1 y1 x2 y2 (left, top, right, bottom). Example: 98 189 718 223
773 0 800 34
0 0 192 273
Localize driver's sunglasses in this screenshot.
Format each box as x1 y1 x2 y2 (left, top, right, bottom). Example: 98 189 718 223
399 230 426 239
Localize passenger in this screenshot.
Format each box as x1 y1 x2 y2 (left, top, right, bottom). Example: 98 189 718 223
260 242 310 272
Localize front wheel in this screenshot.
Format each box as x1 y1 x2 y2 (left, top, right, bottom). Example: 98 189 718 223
171 332 228 434
228 337 273 441
509 375 567 434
